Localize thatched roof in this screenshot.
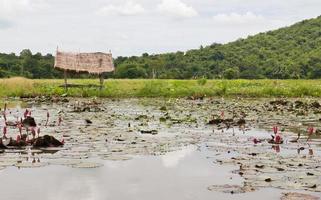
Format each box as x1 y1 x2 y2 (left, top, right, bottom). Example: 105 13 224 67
54 51 114 74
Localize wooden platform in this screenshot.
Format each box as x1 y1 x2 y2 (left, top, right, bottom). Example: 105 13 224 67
58 83 103 89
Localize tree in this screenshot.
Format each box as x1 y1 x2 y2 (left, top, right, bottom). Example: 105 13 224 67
115 64 147 78
147 58 165 78
19 49 34 76
223 68 240 79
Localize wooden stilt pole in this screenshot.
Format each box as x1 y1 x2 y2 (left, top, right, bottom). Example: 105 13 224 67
64 70 67 91
99 73 104 90
98 59 104 90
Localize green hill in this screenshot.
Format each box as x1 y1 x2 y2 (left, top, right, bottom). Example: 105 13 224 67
114 15 321 79
1 15 321 79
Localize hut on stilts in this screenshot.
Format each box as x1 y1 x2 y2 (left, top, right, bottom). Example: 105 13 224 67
54 49 115 90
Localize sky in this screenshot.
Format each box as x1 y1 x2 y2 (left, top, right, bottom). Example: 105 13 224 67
0 0 320 57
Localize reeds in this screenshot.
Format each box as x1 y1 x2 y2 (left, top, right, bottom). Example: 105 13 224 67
1 78 321 98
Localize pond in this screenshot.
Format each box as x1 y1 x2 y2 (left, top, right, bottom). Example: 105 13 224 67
0 98 320 199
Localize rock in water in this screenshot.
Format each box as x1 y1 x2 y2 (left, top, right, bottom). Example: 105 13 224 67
208 119 223 125
8 139 27 147
2 138 10 146
5 121 17 127
237 119 246 126
310 101 321 109
33 135 63 147
22 116 37 127
140 130 158 135
85 119 92 124
0 139 8 149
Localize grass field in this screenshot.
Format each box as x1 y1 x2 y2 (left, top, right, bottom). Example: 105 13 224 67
1 77 321 98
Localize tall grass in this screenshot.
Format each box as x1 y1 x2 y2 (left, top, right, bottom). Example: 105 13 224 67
1 78 321 98
0 77 34 97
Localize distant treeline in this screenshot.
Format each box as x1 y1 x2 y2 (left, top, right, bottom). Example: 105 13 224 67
1 15 321 79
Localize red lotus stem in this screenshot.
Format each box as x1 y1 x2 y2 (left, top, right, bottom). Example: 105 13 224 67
3 126 7 136
58 116 62 126
307 127 314 142
275 134 282 144
273 126 278 134
17 124 22 136
220 111 225 119
24 109 29 118
253 138 259 144
308 127 314 135
3 112 7 122
31 127 36 139
16 135 21 142
273 145 280 153
37 127 40 137
45 111 49 126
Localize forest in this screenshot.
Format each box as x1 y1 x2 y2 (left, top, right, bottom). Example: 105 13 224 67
1 15 321 79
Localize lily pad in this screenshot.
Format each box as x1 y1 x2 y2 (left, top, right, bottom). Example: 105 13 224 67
207 184 255 194
15 162 47 168
103 155 132 161
281 192 320 200
71 162 103 168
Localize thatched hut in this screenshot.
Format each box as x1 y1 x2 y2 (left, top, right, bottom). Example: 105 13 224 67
54 50 115 89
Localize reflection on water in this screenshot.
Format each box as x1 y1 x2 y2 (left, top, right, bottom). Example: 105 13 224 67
272 145 280 153
1 143 318 200
0 101 27 109
0 146 242 200
161 145 196 168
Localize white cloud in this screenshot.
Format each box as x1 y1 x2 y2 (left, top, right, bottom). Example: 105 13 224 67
0 0 45 14
157 0 198 18
1 0 321 55
97 1 145 16
0 19 11 29
0 0 47 21
212 12 266 25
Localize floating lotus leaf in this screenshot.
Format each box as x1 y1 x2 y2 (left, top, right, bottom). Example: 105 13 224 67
281 192 320 200
48 159 83 166
71 162 103 168
39 147 66 151
29 149 44 153
207 184 255 194
0 161 18 167
103 155 132 161
4 149 27 153
15 162 47 168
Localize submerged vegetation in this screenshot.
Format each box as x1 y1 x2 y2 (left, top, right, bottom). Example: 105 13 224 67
1 16 321 79
2 77 321 98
